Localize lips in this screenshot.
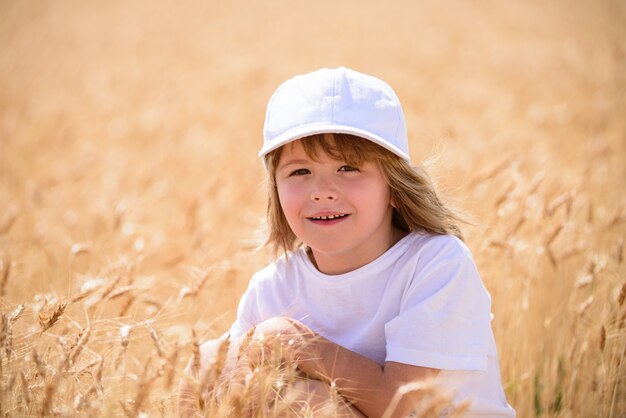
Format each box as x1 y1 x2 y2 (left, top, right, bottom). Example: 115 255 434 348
306 213 351 225
308 213 348 220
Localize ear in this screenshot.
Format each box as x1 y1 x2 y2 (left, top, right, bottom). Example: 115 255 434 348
390 194 398 209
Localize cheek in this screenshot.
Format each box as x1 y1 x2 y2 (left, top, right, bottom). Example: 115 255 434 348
276 183 301 220
352 181 391 208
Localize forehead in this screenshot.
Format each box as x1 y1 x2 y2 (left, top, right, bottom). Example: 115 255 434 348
282 139 308 155
276 140 322 169
278 138 354 168
278 134 371 163
281 139 319 157
269 133 392 175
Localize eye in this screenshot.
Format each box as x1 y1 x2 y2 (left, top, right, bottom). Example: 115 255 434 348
338 165 360 172
289 168 310 176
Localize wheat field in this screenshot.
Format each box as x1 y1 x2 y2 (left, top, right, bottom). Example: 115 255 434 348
1 0 625 416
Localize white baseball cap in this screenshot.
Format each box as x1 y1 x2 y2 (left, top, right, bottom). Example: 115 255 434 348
260 67 410 161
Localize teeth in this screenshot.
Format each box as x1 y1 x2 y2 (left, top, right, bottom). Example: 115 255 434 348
311 214 347 220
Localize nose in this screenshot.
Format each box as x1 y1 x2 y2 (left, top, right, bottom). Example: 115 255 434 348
310 178 339 201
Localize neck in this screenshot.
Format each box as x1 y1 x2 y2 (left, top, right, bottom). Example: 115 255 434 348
307 227 408 275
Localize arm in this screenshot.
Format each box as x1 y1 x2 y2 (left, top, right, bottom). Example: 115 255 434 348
247 317 439 418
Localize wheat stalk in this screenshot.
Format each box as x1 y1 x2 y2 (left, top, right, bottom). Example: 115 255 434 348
0 253 10 297
39 301 67 333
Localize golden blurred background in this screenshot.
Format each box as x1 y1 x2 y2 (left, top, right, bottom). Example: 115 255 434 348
1 0 625 416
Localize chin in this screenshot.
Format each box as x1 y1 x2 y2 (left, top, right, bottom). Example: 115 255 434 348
307 241 353 256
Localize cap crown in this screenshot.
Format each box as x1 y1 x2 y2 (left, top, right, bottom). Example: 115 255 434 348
261 67 410 161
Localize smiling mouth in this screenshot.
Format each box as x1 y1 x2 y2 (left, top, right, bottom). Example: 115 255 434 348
308 214 349 221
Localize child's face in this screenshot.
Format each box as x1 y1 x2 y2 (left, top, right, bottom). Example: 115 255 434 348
275 139 397 274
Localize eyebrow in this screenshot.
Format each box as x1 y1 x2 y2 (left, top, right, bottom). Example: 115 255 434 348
277 158 311 171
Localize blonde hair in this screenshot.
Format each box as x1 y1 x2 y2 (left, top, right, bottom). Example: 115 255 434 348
264 133 465 256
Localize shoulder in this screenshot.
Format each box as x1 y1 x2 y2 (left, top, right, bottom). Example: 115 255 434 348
248 248 307 287
403 233 488 300
403 233 475 267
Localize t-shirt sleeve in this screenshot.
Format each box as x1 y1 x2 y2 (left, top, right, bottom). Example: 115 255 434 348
384 236 492 371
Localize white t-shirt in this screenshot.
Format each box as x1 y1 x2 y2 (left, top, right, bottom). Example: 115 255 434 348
230 233 515 417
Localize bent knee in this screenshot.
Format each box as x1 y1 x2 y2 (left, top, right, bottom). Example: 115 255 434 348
292 379 332 397
290 379 364 417
183 337 226 376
